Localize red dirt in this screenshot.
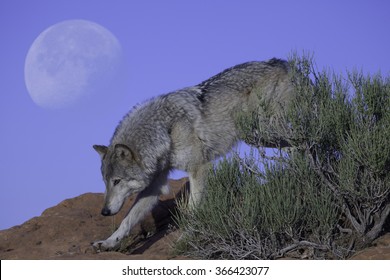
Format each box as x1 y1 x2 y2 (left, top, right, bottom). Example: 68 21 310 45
0 178 388 260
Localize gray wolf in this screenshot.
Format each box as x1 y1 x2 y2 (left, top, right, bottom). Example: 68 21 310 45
92 58 294 251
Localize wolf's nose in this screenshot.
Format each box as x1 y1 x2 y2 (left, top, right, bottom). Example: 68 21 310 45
101 207 111 216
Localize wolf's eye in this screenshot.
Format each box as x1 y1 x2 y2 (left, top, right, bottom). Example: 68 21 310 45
113 179 121 186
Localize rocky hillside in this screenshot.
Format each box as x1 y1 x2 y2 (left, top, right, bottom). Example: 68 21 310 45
0 178 389 260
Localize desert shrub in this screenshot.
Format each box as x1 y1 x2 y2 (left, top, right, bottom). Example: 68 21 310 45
175 54 390 259
175 154 344 259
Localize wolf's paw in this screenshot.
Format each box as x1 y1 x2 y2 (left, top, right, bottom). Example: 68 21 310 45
91 238 120 252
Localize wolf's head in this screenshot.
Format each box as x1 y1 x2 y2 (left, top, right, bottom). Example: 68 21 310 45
93 144 147 216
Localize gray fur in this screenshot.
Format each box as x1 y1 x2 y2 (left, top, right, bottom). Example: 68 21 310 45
92 58 294 251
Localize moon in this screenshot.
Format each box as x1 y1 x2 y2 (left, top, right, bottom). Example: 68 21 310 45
24 20 123 109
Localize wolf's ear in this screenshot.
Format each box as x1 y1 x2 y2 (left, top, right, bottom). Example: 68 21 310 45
93 145 108 160
114 144 132 158
114 144 142 166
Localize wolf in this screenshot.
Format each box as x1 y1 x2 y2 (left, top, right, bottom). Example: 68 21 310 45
92 58 294 251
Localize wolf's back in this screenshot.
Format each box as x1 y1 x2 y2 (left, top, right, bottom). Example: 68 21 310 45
197 58 291 112
193 59 293 159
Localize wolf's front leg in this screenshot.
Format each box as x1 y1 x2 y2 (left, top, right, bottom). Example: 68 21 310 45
92 190 160 251
188 163 211 209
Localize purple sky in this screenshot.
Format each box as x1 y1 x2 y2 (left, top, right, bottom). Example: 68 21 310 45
1 0 389 230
